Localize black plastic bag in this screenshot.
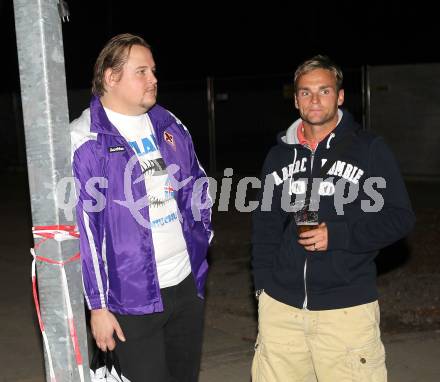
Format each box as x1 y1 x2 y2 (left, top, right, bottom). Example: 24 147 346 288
90 350 130 382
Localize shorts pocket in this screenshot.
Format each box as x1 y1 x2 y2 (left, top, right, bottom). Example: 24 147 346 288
347 340 387 382
257 291 274 315
361 301 380 325
252 334 298 382
251 335 266 382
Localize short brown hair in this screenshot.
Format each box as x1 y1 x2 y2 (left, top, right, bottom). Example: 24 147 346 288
294 55 343 93
92 33 151 96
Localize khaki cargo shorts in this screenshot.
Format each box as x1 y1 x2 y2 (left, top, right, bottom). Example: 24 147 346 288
252 292 387 382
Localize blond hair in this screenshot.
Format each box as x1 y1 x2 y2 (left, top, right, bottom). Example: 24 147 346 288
294 55 343 93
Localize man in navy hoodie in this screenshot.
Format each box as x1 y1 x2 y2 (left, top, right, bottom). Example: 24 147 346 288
251 55 414 381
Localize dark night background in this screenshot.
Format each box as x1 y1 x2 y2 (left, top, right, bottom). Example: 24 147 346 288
2 0 440 175
2 1 439 91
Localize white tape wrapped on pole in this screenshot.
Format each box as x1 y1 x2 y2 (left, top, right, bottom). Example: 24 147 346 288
31 225 84 382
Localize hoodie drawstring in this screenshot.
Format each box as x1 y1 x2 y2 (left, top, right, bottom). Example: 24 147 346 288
288 147 298 196
326 133 335 149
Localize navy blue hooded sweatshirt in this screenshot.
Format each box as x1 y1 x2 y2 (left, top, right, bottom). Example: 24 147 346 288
252 110 415 310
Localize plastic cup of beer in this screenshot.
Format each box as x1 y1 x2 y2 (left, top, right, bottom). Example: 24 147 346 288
294 202 319 235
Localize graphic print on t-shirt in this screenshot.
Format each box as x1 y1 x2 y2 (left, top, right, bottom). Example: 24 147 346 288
126 135 174 209
104 108 191 288
140 158 167 177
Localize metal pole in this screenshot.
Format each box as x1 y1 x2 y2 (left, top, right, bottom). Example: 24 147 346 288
13 1 90 381
207 77 217 174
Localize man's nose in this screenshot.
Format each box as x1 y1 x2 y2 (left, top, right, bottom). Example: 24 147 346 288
311 93 320 103
150 73 158 85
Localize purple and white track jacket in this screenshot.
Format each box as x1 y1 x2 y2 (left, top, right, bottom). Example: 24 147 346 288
70 96 212 315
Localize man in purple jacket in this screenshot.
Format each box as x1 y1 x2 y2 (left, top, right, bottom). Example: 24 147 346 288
71 33 213 381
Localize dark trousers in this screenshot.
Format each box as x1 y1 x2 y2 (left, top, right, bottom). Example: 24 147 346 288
114 274 204 382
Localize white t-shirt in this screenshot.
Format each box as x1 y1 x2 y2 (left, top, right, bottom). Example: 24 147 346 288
104 107 191 288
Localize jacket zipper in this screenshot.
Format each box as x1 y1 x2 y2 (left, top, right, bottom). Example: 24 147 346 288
302 145 317 310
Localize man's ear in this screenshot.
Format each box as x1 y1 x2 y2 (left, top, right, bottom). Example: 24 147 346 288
294 95 299 109
104 68 118 90
337 89 345 106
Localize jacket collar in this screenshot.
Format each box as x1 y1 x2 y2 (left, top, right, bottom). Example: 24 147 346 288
283 109 344 145
278 109 360 150
89 95 174 137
